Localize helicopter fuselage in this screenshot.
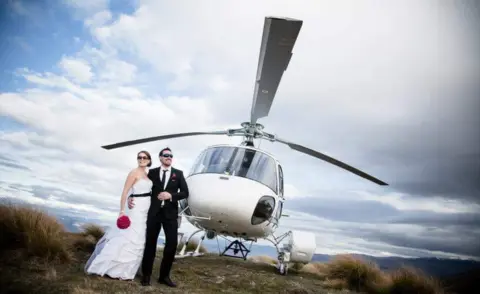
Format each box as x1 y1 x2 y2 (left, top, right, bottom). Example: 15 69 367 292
178 144 285 239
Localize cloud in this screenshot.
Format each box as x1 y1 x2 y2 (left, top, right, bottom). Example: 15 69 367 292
1 0 479 260
286 193 480 258
59 56 94 83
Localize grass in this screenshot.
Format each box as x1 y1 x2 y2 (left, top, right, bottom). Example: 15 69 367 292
0 202 451 294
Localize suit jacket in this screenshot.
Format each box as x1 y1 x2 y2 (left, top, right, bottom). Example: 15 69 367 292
147 166 189 220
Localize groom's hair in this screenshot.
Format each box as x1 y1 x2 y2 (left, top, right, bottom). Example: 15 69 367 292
159 147 171 157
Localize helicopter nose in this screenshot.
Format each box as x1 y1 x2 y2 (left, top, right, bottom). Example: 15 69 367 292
186 174 276 226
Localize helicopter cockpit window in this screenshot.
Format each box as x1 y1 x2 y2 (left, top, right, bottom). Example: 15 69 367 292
190 147 234 175
190 146 278 193
278 164 284 196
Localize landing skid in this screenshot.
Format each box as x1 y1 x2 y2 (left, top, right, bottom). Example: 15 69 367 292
219 238 253 260
175 229 296 276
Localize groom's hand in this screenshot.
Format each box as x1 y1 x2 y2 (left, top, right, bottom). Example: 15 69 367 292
157 192 172 201
127 197 135 209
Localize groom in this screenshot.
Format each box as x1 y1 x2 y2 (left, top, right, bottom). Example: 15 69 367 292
129 147 189 287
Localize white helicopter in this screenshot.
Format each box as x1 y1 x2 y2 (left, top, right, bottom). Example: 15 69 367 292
101 16 388 275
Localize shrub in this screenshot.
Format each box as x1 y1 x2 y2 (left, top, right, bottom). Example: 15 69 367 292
324 254 389 293
0 202 71 263
80 223 105 242
69 233 98 253
299 262 328 277
387 266 444 294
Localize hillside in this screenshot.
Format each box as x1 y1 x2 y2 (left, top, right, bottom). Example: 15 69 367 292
0 202 451 294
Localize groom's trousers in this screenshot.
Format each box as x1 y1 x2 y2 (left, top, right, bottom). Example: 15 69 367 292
141 211 178 278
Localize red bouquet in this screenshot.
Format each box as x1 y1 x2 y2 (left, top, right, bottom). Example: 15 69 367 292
117 215 131 229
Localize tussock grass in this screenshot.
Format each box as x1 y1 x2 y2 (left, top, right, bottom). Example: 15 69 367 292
388 266 444 294
316 254 445 294
299 262 328 277
80 223 105 241
323 254 389 293
0 202 72 263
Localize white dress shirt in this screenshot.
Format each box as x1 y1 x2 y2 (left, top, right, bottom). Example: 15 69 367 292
160 166 171 189
160 166 171 206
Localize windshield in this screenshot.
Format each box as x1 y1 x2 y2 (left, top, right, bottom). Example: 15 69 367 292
190 146 278 193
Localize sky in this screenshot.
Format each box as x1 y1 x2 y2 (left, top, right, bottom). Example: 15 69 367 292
1 0 479 260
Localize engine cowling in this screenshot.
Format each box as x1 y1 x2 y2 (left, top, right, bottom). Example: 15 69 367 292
285 230 316 263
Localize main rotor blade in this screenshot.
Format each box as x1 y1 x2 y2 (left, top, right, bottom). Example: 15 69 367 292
101 131 228 150
250 17 303 124
275 137 388 186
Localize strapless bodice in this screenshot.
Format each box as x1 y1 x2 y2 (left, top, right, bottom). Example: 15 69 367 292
131 177 152 195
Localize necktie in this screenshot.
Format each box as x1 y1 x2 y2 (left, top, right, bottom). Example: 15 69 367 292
161 170 167 207
161 169 167 187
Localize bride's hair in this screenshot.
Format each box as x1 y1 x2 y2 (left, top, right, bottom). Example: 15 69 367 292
137 150 152 167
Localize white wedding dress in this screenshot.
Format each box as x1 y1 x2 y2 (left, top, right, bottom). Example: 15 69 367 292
84 177 152 280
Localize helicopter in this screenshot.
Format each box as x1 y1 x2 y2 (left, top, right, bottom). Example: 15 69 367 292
100 16 388 275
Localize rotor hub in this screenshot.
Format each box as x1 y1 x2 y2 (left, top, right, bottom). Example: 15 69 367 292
241 122 264 131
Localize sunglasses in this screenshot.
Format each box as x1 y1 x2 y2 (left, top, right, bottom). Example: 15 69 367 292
137 156 149 160
161 154 173 158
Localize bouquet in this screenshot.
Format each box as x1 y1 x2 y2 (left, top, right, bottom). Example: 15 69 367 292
117 214 131 229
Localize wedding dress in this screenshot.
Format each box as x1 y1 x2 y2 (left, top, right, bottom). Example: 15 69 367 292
84 177 152 280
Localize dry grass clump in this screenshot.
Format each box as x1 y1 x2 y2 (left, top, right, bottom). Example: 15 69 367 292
248 255 278 265
68 223 106 252
80 223 105 241
299 262 328 277
323 254 389 293
388 266 444 294
310 254 446 294
0 202 72 263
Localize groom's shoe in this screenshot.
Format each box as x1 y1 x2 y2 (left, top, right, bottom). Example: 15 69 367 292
141 275 151 286
158 276 177 287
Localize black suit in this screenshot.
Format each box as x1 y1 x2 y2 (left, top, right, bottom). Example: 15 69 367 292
141 166 189 279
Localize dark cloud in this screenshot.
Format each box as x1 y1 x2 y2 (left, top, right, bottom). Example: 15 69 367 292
288 196 398 223
387 211 480 228
364 89 480 203
0 160 30 171
288 196 480 258
345 227 480 258
288 195 480 226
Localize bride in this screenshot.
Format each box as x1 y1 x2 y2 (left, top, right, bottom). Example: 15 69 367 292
84 150 153 280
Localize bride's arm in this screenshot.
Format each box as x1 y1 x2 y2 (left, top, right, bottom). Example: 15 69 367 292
120 170 136 215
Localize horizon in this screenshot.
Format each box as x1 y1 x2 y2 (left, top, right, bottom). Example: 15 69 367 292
1 0 479 262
